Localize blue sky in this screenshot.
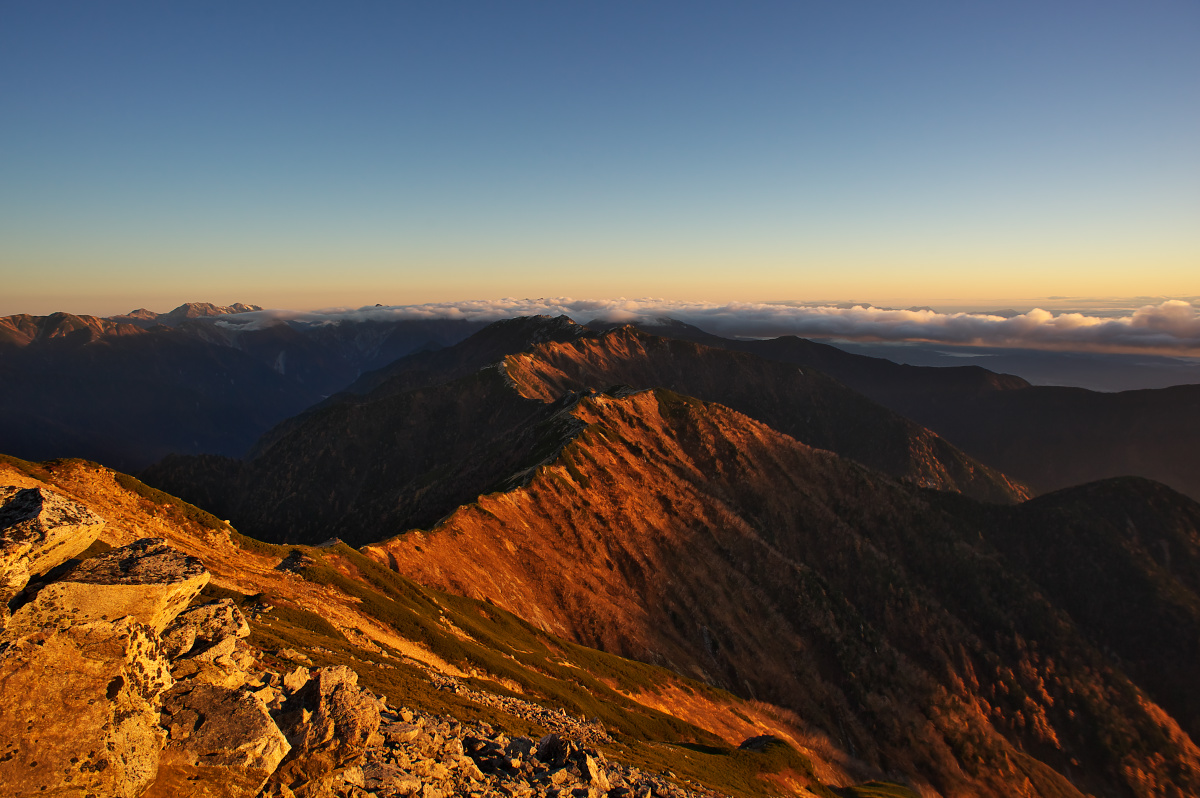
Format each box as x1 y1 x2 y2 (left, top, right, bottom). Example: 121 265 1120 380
2 1 1197 315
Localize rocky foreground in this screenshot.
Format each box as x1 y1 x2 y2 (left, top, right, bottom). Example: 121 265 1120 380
0 485 733 798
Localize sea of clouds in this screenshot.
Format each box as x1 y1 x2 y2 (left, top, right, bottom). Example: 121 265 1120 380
219 298 1200 356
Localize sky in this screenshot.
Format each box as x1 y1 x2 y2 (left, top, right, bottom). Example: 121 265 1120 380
1 1 1198 317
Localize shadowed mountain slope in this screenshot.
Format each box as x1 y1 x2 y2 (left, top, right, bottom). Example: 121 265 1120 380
724 335 1200 501
365 388 1200 798
894 383 1200 500
145 367 582 546
344 314 592 399
246 315 592 459
0 326 308 470
932 478 1200 742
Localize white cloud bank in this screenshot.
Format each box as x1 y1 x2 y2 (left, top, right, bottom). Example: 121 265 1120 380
220 298 1200 356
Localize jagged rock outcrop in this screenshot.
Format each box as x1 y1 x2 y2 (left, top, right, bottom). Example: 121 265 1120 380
264 666 385 797
7 537 209 635
0 485 104 625
162 597 252 660
349 703 698 798
0 524 373 798
0 529 279 798
1 533 203 797
0 616 174 797
165 598 260 694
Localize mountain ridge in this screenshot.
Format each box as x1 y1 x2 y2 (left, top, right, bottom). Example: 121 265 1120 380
364 386 1200 797
505 324 1026 503
140 316 1026 546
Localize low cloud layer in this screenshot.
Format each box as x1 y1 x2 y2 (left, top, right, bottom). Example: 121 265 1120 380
220 298 1200 356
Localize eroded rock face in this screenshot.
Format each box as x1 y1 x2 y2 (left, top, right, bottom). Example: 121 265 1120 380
264 666 384 797
145 681 291 798
0 617 172 798
161 597 251 659
7 537 209 635
0 485 104 624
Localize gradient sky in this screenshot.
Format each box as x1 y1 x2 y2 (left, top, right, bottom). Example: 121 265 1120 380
2 1 1197 316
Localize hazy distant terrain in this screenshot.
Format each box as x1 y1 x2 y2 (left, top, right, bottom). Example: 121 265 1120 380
0 303 487 469
828 340 1200 392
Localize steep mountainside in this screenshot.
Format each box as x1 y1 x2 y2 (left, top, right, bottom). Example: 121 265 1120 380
891 383 1200 500
1 454 907 798
0 304 486 470
932 478 1200 742
611 320 1200 501
365 389 1200 798
142 318 1024 545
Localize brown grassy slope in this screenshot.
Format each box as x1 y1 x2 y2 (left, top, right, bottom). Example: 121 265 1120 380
365 389 1200 798
503 326 1027 504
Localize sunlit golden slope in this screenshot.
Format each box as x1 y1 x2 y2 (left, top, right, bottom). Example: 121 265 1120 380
366 388 1200 798
1 455 909 797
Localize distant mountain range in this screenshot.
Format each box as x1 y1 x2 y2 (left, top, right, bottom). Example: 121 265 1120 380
0 303 488 470
4 304 1198 500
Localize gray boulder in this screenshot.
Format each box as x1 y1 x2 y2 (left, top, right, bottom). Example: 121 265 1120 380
263 666 384 797
7 537 209 635
144 681 290 798
161 597 251 659
0 617 173 798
